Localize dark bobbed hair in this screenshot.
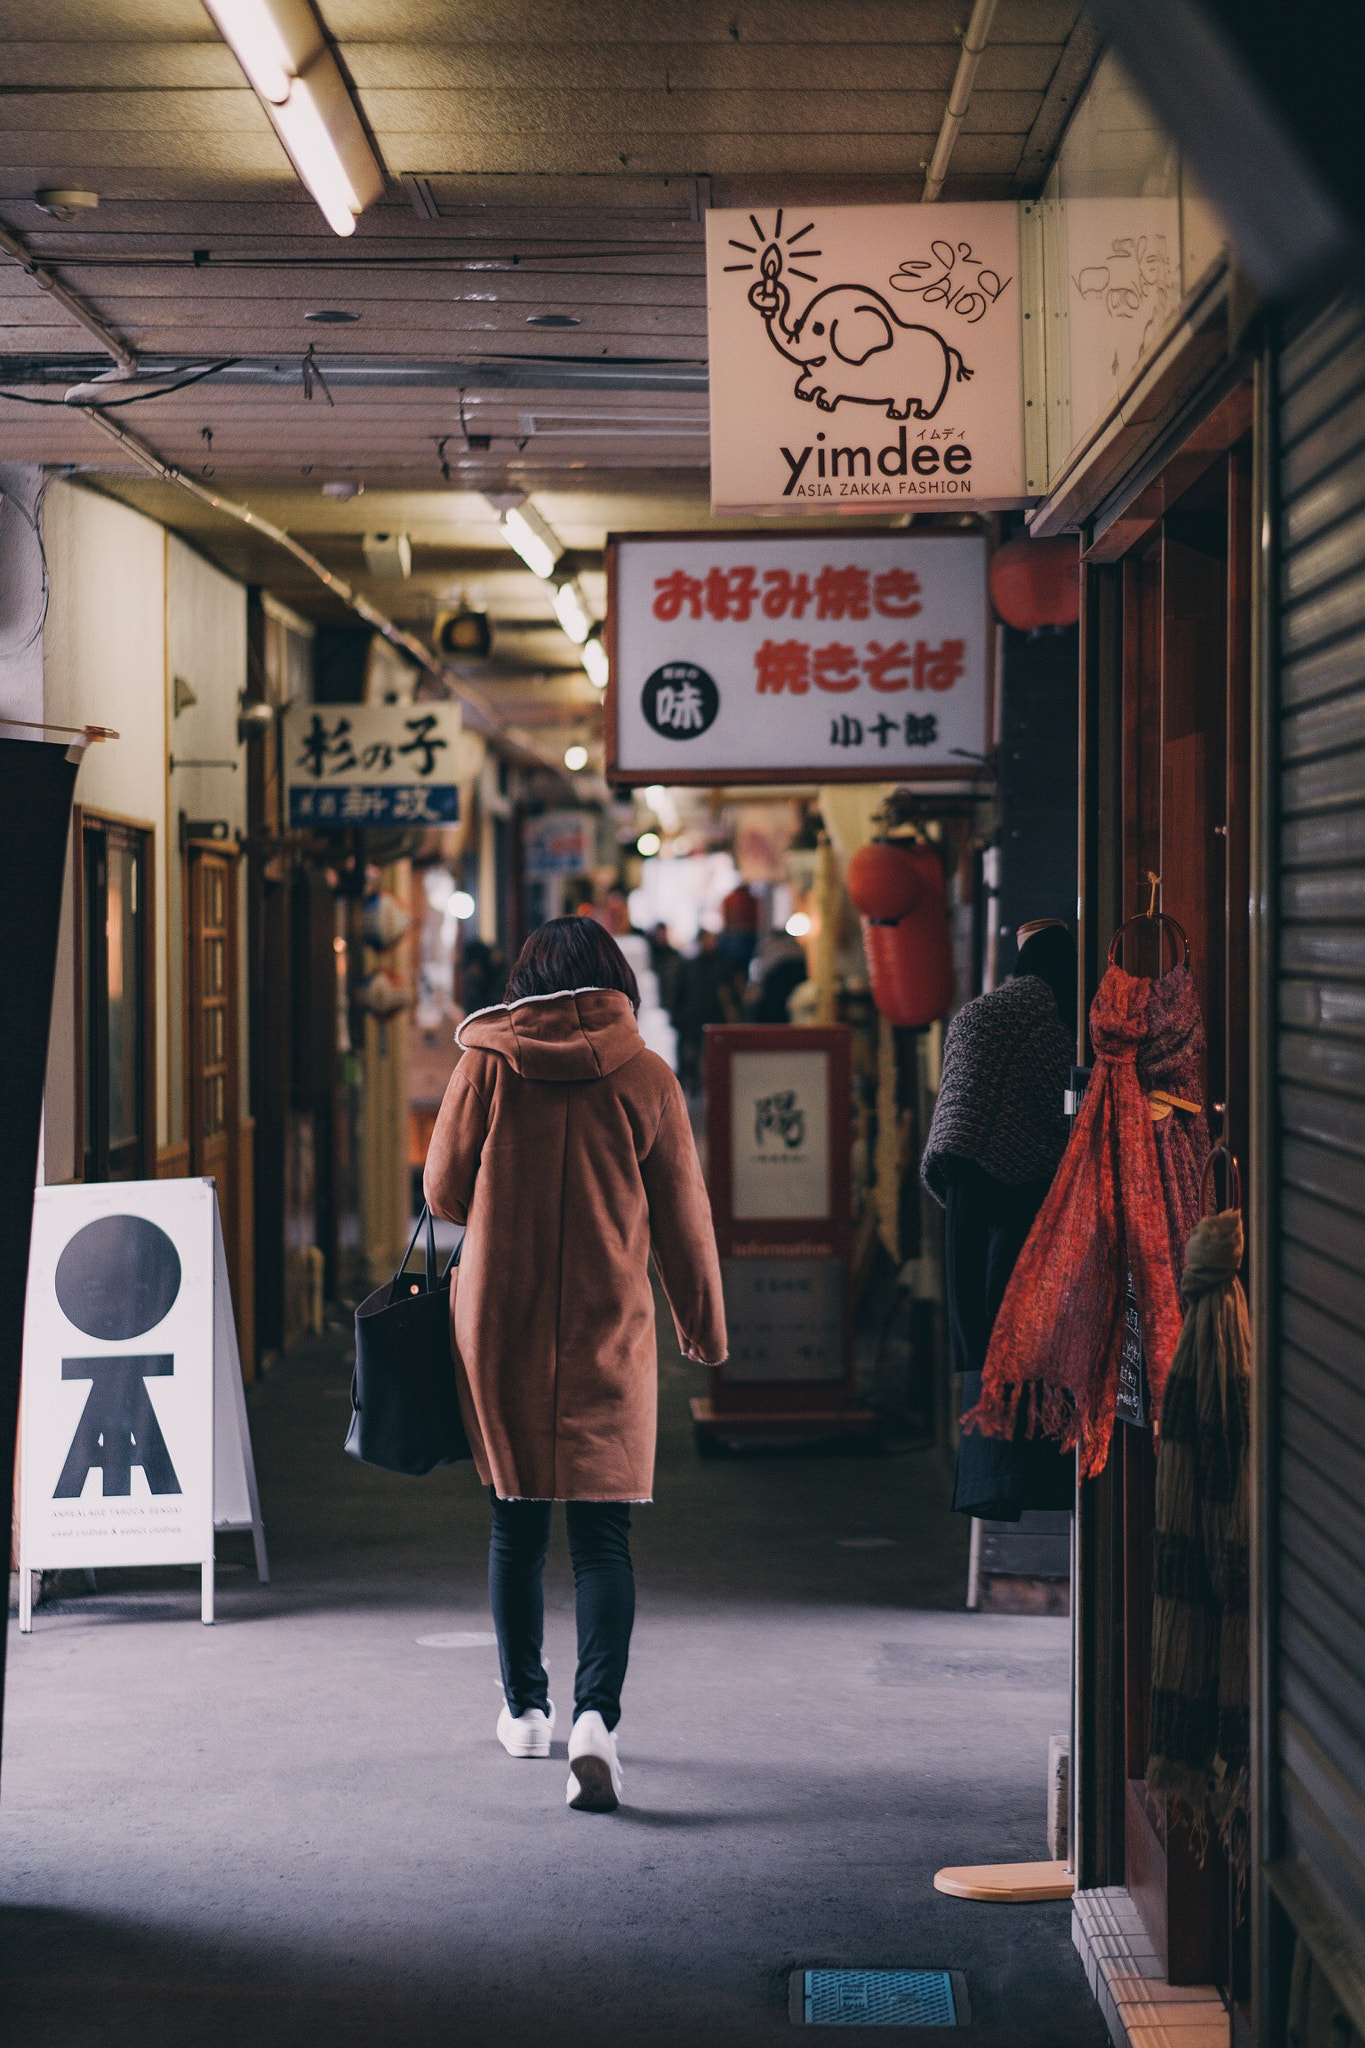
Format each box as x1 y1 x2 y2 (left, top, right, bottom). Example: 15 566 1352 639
503 915 640 1014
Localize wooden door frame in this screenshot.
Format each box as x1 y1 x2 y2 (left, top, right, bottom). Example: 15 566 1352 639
183 834 241 1177
72 804 157 1183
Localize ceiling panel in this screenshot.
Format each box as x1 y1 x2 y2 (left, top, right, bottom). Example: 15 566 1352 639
0 0 1096 668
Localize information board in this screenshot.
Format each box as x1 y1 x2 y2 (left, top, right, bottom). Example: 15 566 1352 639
19 1179 267 1628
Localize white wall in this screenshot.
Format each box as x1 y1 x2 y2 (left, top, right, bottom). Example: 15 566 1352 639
165 533 249 1147
42 482 169 1178
0 463 47 730
39 483 250 1182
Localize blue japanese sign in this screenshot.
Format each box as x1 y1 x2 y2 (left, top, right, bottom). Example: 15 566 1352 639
284 703 466 831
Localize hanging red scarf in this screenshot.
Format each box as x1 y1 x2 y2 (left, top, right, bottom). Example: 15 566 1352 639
964 965 1186 1477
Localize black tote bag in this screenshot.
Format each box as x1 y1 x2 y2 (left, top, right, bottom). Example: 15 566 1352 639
345 1207 471 1475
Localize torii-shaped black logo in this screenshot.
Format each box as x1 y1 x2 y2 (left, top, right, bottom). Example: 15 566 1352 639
52 1214 185 1499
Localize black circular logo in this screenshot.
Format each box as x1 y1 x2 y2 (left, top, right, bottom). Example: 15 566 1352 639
55 1215 183 1341
641 663 719 741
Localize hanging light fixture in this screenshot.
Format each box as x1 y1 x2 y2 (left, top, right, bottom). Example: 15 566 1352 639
201 0 384 237
581 628 609 690
552 577 593 645
498 499 563 581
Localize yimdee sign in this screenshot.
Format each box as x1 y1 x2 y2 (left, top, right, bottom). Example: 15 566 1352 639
705 203 1024 516
606 531 989 783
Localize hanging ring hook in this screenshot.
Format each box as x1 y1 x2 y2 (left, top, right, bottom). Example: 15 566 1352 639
1199 1142 1242 1216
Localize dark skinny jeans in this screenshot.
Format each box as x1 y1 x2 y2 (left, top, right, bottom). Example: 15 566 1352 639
488 1494 634 1732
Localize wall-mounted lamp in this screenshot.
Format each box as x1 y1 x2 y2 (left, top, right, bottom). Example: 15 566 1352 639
201 0 384 237
238 698 277 743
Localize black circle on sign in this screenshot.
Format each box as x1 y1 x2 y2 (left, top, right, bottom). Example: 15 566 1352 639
55 1215 183 1341
640 662 719 741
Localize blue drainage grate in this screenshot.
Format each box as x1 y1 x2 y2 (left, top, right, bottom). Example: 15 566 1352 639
798 1969 961 2027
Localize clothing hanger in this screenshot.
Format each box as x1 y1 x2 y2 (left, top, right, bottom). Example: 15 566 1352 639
1199 1142 1242 1216
1107 871 1191 972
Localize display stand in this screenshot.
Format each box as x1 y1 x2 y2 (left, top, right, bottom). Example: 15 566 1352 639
18 1178 268 1630
693 1025 875 1449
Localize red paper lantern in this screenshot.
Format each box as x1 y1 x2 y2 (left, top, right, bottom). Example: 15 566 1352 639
852 843 954 1028
989 536 1080 631
846 840 924 924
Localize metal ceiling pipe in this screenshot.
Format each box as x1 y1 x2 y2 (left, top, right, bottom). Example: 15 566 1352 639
0 220 138 372
77 404 546 754
922 0 1001 203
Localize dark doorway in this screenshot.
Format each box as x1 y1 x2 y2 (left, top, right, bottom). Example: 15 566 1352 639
79 812 154 1184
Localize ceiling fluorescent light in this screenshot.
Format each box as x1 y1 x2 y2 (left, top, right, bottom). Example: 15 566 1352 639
202 0 384 237
501 501 562 581
552 577 592 645
581 630 609 690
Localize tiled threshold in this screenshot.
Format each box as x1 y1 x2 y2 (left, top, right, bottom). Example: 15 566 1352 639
1073 1887 1230 2048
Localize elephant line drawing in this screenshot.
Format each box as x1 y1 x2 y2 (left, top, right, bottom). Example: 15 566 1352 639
745 240 974 421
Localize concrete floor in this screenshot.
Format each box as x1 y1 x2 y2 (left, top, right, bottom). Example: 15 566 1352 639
1 1301 1107 2046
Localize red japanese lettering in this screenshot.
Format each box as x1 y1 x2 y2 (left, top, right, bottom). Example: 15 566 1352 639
812 642 860 692
761 569 814 620
814 565 871 621
652 570 703 621
754 639 811 693
872 569 923 619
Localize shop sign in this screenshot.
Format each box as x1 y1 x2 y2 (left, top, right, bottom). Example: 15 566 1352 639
284 702 467 827
607 531 988 782
523 809 594 876
704 1026 854 1400
705 202 1024 516
18 1179 268 1628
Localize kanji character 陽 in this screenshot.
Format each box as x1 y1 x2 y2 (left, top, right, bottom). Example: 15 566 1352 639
754 639 811 694
870 714 899 747
918 638 966 691
396 713 448 776
863 639 914 691
903 713 939 747
652 570 704 621
761 569 814 619
829 715 864 747
872 569 923 618
814 564 871 620
655 681 708 730
704 565 758 621
296 711 356 779
812 642 859 692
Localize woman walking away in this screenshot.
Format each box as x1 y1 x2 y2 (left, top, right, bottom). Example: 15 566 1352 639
424 916 727 1812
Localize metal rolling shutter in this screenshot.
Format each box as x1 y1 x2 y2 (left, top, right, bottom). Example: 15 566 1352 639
1274 289 1365 1966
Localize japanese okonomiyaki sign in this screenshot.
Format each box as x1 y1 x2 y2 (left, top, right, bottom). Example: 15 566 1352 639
705 203 1024 515
19 1178 267 1628
608 531 988 782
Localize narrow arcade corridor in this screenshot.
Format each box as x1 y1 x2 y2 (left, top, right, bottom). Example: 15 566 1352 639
1 1301 1101 2047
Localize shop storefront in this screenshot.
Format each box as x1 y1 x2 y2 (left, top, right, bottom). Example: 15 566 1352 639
1024 42 1365 2048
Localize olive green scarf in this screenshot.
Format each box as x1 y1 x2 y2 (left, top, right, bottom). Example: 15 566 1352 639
1146 1207 1251 1865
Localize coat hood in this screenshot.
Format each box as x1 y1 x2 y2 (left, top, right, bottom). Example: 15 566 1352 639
456 986 643 1082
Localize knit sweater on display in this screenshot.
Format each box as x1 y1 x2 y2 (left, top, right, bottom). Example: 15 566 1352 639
921 975 1073 1206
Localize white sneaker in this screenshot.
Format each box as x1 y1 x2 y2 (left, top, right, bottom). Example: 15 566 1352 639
566 1710 622 1812
497 1700 555 1759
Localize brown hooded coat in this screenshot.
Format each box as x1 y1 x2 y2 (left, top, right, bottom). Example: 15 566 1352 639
423 987 727 1502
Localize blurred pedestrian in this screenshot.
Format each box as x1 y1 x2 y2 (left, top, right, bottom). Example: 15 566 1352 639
673 927 740 1094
